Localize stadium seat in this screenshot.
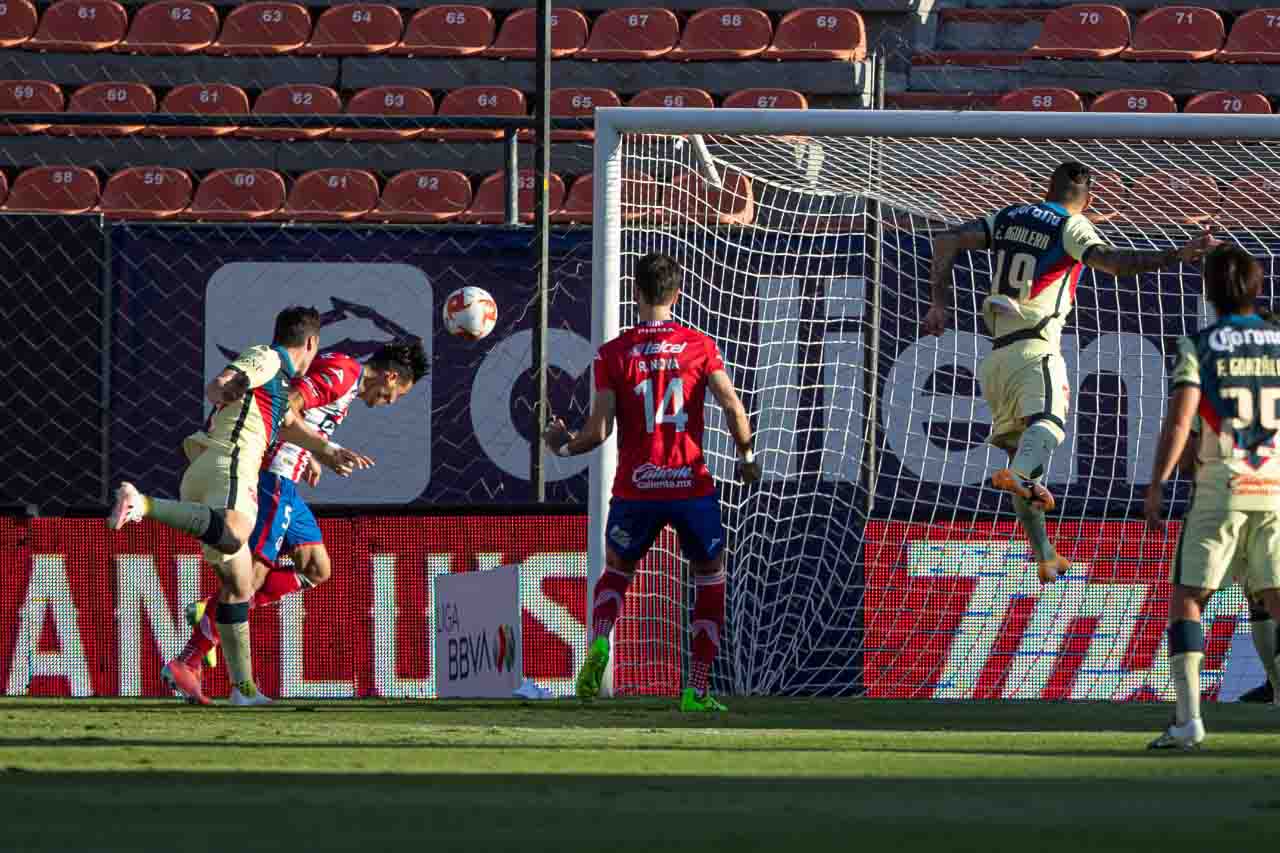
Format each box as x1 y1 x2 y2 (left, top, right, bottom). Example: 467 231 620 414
1120 171 1218 225
330 85 434 141
26 0 127 51
484 7 587 58
551 173 592 223
185 168 285 220
996 88 1084 112
1184 91 1273 115
663 168 753 225
240 84 341 140
302 3 402 55
1091 89 1177 114
1217 9 1280 64
1083 170 1125 222
578 8 678 60
763 8 866 61
54 81 156 136
0 0 39 48
150 82 249 137
531 87 619 141
392 5 493 56
628 88 714 109
1220 173 1280 227
281 168 379 221
116 0 218 54
1025 4 1130 60
722 88 808 110
0 80 65 134
668 7 771 61
372 169 471 222
424 85 524 141
0 172 10 205
2 165 99 213
99 166 192 218
208 2 312 55
1122 6 1223 61
459 170 566 224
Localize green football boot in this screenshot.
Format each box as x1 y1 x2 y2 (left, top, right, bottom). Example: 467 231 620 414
185 600 216 669
576 636 610 700
680 687 728 713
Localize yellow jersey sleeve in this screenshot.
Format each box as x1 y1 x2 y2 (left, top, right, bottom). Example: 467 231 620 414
1062 214 1107 262
227 345 281 389
1171 336 1200 389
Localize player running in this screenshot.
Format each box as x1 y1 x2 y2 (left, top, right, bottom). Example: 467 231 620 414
107 307 372 705
543 252 760 712
1144 244 1280 748
161 341 428 705
925 161 1217 583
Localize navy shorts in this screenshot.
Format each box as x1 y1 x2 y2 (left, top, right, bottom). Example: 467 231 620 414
249 471 323 566
605 494 725 563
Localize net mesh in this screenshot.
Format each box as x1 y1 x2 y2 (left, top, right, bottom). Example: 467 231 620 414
610 123 1280 699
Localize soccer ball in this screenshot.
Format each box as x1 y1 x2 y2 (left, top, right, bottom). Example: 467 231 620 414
443 287 498 341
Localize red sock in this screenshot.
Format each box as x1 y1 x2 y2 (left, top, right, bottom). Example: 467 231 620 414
177 596 219 665
254 571 308 608
591 567 634 639
689 570 726 695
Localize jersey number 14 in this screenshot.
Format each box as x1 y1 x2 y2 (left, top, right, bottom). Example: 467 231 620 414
634 378 688 432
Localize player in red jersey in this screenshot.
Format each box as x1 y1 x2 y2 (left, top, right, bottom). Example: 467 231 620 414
544 253 759 712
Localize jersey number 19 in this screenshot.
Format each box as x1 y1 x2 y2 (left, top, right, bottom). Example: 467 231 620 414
992 249 1037 300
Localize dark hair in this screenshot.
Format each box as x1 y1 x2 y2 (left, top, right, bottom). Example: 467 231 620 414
1047 161 1093 205
1204 244 1264 316
368 338 429 384
634 253 682 306
272 306 322 347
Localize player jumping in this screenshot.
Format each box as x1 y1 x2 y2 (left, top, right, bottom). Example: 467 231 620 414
543 252 760 712
161 341 428 705
107 307 372 705
925 161 1217 582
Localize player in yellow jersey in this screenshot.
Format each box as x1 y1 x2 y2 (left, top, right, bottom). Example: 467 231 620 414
925 161 1217 583
107 306 372 704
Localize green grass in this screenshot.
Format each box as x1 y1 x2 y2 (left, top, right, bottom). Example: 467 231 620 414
1 698 1277 852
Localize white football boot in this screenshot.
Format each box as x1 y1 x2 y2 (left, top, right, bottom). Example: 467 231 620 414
229 682 273 707
1148 718 1205 750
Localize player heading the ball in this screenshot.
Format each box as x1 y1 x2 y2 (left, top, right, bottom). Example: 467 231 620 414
925 161 1217 583
543 252 759 712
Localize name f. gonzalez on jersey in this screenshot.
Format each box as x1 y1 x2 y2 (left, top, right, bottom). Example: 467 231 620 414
1173 315 1280 510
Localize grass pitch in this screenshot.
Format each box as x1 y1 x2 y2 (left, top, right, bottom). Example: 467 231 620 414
1 698 1277 852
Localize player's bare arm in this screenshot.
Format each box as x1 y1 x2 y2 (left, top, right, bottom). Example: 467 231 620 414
924 219 990 337
205 367 250 406
1143 384 1201 530
1083 230 1219 277
707 369 760 485
278 409 375 476
544 390 617 457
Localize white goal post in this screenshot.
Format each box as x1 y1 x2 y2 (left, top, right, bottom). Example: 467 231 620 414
589 108 1280 700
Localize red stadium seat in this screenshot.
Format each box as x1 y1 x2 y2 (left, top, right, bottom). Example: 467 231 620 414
331 85 433 141
1025 4 1130 60
1084 170 1126 222
996 88 1084 112
240 84 341 140
551 172 661 223
372 169 472 222
459 170 565 224
281 168 379 221
0 80 65 134
1122 6 1223 61
551 173 592 223
527 87 619 141
0 172 10 205
723 88 808 110
1184 91 1273 115
1220 173 1280 227
662 168 753 225
186 168 285 220
669 7 771 61
0 0 39 48
628 87 714 109
1217 9 1280 64
3 165 99 213
100 166 192 218
424 85 524 141
578 8 678 60
1091 89 1176 114
302 3 402 55
484 7 587 58
116 1 218 54
392 5 493 56
208 2 311 55
1119 171 1218 225
764 8 865 61
54 81 155 136
150 82 249 137
27 0 127 51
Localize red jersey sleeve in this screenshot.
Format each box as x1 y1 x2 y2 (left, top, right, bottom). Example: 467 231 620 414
705 337 725 375
592 347 614 393
294 353 360 409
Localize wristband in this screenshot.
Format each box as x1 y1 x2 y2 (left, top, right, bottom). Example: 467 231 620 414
556 444 573 458
738 448 755 465
327 441 342 452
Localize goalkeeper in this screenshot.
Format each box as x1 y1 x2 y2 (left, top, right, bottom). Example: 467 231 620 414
924 161 1217 583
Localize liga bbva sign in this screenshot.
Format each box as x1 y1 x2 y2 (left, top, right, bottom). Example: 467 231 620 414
433 564 522 698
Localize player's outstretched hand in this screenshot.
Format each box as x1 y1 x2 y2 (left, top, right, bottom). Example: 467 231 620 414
1177 228 1220 264
543 415 572 455
325 447 376 477
304 457 322 488
737 458 762 486
922 304 948 337
1142 483 1166 532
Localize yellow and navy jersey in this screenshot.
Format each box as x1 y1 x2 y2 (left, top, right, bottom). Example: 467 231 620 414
980 202 1107 351
183 344 298 467
1173 314 1280 511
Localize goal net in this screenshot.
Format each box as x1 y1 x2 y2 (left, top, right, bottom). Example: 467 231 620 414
590 109 1280 700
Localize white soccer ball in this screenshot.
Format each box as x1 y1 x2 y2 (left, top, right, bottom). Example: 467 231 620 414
443 286 498 341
